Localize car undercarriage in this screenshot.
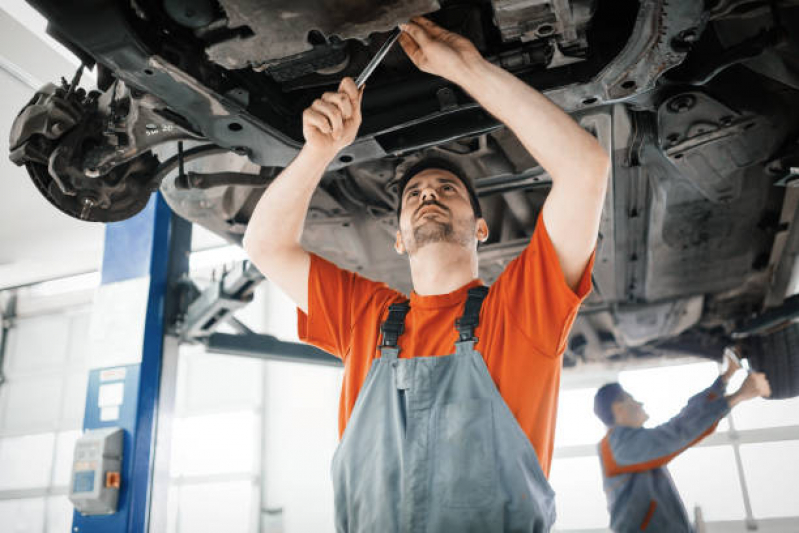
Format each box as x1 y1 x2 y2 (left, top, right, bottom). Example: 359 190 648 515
8 0 799 395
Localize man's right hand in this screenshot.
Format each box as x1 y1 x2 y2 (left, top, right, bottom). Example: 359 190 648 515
728 372 772 407
303 77 363 158
398 17 484 86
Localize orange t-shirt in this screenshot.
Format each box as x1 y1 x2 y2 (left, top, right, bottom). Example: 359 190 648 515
297 212 593 476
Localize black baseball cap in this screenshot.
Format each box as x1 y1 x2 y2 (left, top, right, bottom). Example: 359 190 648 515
396 158 482 221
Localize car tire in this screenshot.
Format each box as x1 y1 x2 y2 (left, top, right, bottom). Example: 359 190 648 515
744 322 799 399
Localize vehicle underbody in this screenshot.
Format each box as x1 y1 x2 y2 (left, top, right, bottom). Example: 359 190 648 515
8 0 799 389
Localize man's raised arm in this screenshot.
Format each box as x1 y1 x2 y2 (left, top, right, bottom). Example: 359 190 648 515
603 371 771 474
399 18 610 291
243 78 363 313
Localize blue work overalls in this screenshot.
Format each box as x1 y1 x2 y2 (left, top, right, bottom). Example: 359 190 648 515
598 377 730 532
331 287 556 532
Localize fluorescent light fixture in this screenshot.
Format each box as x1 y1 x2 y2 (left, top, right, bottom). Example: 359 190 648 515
30 271 101 296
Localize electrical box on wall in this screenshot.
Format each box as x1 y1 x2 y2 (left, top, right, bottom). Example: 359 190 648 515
68 427 124 515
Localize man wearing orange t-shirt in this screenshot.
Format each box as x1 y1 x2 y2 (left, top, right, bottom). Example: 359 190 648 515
244 16 610 533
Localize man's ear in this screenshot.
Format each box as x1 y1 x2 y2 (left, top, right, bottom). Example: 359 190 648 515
476 218 489 243
610 401 623 426
395 230 406 255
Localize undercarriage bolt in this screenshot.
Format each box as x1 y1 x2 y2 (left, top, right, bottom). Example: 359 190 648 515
680 28 698 43
667 94 696 113
79 197 96 220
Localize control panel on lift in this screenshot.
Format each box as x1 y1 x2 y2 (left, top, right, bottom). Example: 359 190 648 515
68 427 124 515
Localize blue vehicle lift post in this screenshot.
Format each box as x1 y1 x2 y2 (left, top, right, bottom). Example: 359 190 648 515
71 189 339 532
72 192 191 533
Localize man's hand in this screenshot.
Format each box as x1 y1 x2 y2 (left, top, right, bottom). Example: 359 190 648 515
398 17 483 85
303 77 363 158
727 372 771 408
244 77 363 314
401 15 609 293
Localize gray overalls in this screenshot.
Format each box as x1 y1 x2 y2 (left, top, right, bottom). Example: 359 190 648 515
331 287 556 532
599 377 730 533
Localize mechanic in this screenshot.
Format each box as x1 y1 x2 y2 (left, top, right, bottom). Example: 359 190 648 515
593 352 772 533
244 16 609 532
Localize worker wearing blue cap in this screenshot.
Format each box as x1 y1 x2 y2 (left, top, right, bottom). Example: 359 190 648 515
593 352 771 533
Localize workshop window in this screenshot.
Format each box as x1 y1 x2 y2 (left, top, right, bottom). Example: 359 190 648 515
0 292 92 533
549 456 608 530
554 388 607 447
170 411 259 477
619 361 729 430
740 440 799 519
668 445 746 521
164 346 264 533
0 433 55 490
169 480 257 533
733 396 799 431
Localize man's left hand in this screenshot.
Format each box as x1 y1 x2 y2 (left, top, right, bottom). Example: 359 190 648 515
398 17 483 84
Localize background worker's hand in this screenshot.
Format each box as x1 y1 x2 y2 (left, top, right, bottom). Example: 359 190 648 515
303 77 363 158
721 347 742 384
398 16 484 85
728 371 772 407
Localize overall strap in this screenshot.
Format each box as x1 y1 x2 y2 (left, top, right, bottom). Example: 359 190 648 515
379 300 411 356
455 286 489 342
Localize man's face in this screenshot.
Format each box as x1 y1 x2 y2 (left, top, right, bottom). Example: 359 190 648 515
396 168 480 255
613 392 649 428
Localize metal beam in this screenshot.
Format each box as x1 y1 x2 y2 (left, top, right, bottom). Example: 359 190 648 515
554 424 799 459
0 487 69 500
727 413 758 531
0 292 17 387
180 261 264 341
732 294 799 338
205 332 341 367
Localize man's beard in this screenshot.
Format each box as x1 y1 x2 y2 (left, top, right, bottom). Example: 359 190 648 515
406 214 474 253
413 219 457 247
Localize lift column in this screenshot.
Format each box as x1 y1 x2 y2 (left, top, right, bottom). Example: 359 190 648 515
71 193 191 533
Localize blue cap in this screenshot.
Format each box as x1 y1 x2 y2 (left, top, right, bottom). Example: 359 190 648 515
594 383 624 426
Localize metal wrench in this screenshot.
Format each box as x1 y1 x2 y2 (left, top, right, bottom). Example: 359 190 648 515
355 27 402 88
724 346 750 374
